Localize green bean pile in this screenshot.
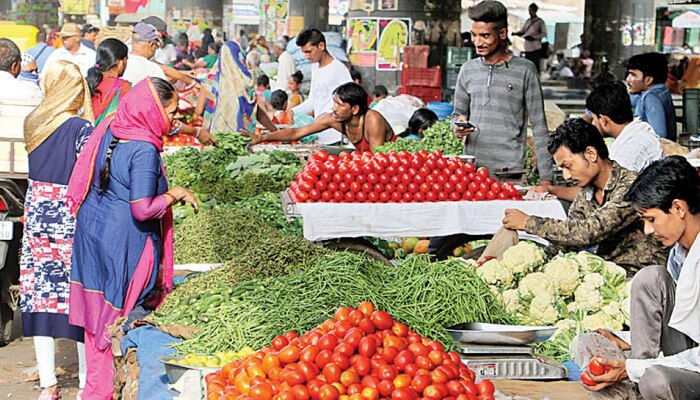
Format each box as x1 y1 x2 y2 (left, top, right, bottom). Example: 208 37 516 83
376 121 464 155
166 253 514 355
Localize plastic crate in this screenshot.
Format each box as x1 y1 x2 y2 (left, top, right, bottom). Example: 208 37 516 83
446 47 472 68
446 68 460 89
398 85 442 104
401 66 442 88
403 45 430 68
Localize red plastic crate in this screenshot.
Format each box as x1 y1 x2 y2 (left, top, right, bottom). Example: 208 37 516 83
398 86 442 104
403 45 430 68
401 66 442 88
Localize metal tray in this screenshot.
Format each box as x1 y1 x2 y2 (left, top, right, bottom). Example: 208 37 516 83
456 155 476 164
160 357 219 384
447 323 556 346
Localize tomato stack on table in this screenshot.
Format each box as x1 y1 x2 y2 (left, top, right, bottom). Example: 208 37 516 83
288 150 522 203
205 303 495 400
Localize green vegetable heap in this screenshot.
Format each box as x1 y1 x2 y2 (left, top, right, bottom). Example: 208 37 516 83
376 121 464 155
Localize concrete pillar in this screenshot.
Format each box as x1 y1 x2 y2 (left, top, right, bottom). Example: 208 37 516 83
585 0 655 78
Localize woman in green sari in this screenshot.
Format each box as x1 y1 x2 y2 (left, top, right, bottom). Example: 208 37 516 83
87 39 130 125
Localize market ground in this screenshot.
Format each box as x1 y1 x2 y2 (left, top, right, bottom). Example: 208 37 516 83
0 338 591 400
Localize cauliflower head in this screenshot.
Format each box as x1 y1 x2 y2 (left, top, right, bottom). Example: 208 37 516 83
573 281 604 312
544 257 581 296
518 272 556 298
603 262 626 279
501 242 546 275
602 301 625 323
477 259 514 288
553 318 577 339
527 294 559 325
575 252 605 273
499 289 522 313
583 273 605 289
581 312 623 332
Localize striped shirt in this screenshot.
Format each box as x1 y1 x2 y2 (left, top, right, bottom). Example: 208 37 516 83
452 56 554 181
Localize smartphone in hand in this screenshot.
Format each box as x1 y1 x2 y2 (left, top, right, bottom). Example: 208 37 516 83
454 121 477 130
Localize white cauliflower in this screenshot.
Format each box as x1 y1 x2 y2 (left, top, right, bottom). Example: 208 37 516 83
575 252 605 273
477 259 514 288
621 297 631 324
544 257 581 296
581 312 623 332
553 318 577 339
527 294 559 325
518 272 556 298
604 262 626 280
501 242 546 275
489 285 500 296
567 302 579 314
573 281 604 312
583 273 605 289
602 301 625 323
499 289 522 313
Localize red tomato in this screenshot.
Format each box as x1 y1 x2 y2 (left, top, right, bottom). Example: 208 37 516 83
354 355 372 376
273 336 290 351
489 182 501 193
355 174 366 184
334 343 354 358
407 343 429 357
344 192 355 202
358 336 377 357
443 182 454 193
381 346 399 363
476 380 494 396
486 191 497 201
392 322 409 337
423 385 442 400
370 311 393 330
396 183 408 193
474 191 486 201
355 192 367 202
379 174 391 184
588 358 608 376
342 173 354 183
298 361 319 382
279 345 301 364
425 192 437 202
358 318 376 334
301 346 320 364
392 388 417 400
428 351 444 366
410 375 431 393
379 192 390 203
385 183 396 193
250 383 274 400
319 384 340 400
413 192 425 202
377 379 395 397
282 370 305 386
367 192 379 203
315 350 333 369
378 365 398 381
361 375 380 389
449 192 461 201
340 371 361 387
394 350 415 370
367 173 379 184
309 163 323 176
437 192 449 202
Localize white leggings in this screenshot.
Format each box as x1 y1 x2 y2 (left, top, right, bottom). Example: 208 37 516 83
33 336 86 389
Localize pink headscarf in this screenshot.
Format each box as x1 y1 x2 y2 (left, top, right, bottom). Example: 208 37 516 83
67 78 175 298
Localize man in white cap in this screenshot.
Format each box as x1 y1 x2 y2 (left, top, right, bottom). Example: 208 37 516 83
122 22 167 85
271 39 295 91
40 22 96 77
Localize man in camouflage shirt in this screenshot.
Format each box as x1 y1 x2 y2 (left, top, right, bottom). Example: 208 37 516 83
503 119 668 276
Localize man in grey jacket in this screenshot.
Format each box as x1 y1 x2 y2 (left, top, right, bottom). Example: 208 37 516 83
452 0 554 186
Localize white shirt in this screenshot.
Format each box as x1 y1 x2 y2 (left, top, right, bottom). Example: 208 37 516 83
0 71 44 100
122 53 167 85
626 234 700 382
155 44 178 65
608 119 663 173
292 57 351 144
41 43 96 77
272 51 296 91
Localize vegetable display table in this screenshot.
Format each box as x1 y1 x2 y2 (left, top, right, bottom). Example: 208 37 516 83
283 192 566 242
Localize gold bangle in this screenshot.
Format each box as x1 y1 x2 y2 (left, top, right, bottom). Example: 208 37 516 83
163 192 176 205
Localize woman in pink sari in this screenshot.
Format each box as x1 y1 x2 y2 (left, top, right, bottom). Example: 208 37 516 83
67 77 198 398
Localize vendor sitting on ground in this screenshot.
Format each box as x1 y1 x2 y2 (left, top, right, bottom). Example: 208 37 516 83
247 82 396 152
502 118 668 275
574 156 700 399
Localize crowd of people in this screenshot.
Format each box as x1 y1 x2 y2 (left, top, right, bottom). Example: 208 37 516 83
0 0 698 397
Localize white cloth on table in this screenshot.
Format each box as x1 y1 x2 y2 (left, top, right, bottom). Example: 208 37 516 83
295 200 566 242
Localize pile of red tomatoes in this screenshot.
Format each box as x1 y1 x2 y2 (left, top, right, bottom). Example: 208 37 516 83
288 150 522 203
206 303 495 400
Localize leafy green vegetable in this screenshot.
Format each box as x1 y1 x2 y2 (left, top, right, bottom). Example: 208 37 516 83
236 192 303 236
376 121 463 155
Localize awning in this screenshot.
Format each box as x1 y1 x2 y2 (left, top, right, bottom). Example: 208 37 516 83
672 10 700 28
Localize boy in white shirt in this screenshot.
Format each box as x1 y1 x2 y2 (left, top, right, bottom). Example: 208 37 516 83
586 81 663 173
291 28 352 144
576 156 700 399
